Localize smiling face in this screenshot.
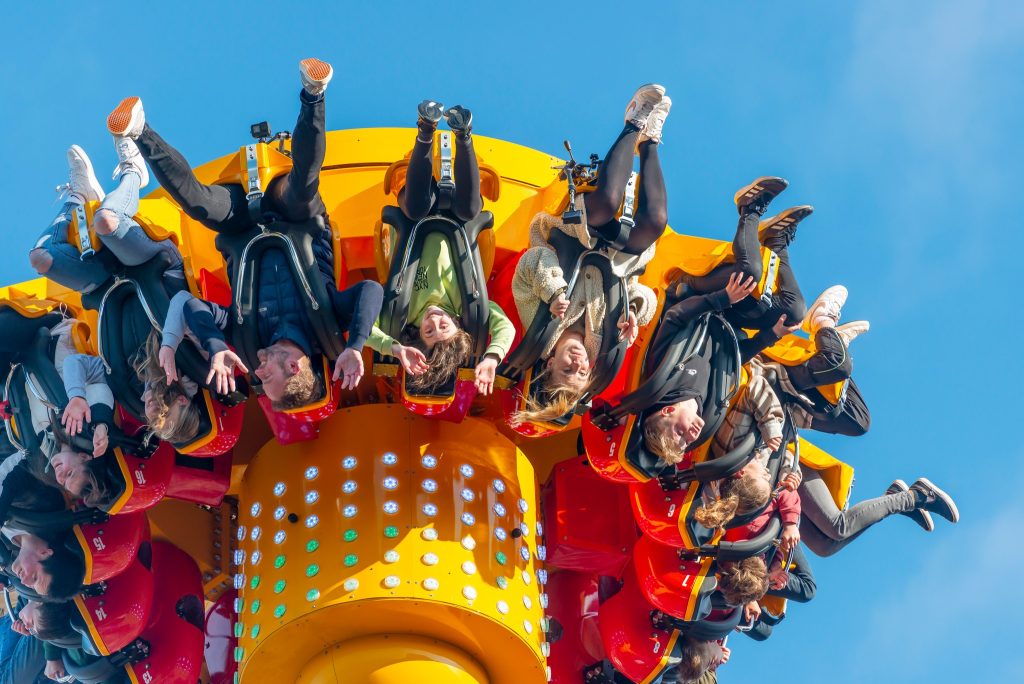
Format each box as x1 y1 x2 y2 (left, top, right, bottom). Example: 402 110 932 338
142 386 189 426
736 458 772 487
545 332 591 391
49 449 91 496
11 534 53 594
658 398 705 450
418 306 458 350
254 342 306 403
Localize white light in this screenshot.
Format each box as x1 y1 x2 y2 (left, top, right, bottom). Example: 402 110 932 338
493 503 507 517
493 479 506 494
460 464 475 478
343 578 359 592
536 522 544 537
518 498 529 513
537 546 547 561
520 547 530 561
524 620 533 634
233 574 244 590
421 454 437 469
540 617 550 632
541 643 551 657
383 501 399 515
421 528 438 541
461 512 476 526
274 506 286 521
343 505 358 518
233 550 245 566
250 526 262 541
497 600 510 615
342 456 357 470
421 478 438 493
495 527 507 542
523 595 533 609
461 561 477 575
460 488 475 503
305 515 319 528
273 482 286 496
537 569 548 584
382 452 398 465
305 491 319 504
236 526 247 542
274 531 286 545
540 593 549 608
519 523 530 538
233 598 243 613
384 550 400 563
304 466 319 481
462 586 478 601
421 553 439 566
522 571 532 586
423 578 439 591
461 535 476 551
383 476 399 490
342 480 357 494
250 503 262 518
422 503 438 517
250 551 262 566
384 575 400 588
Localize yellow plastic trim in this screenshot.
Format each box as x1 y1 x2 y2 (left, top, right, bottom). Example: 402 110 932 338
72 525 94 585
104 449 135 516
640 629 681 684
615 414 651 483
683 557 717 620
797 437 854 510
175 390 219 455
72 595 111 657
282 357 334 415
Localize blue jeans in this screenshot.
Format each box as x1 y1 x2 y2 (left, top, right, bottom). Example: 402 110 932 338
0 614 46 684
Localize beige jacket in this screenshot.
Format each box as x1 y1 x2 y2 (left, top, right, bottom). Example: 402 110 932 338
511 209 658 360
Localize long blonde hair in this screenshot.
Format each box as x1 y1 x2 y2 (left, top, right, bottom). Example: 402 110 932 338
694 469 771 529
510 366 589 427
133 332 202 442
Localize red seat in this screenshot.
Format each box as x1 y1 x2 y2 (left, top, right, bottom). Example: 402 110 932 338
581 402 643 484
203 589 239 684
73 511 150 585
545 571 603 684
176 389 245 458
74 547 154 656
166 450 232 507
105 417 176 515
633 534 717 623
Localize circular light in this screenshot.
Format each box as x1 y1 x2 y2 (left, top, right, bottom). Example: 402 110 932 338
234 598 244 614
383 476 399 490
522 571 532 586
384 526 399 538
537 569 549 584
274 531 286 545
497 576 509 590
342 456 357 470
421 528 438 541
540 593 549 608
304 466 319 481
493 503 507 517
274 555 286 569
233 574 244 590
523 620 533 634
305 515 319 528
306 540 320 552
462 586 478 601
423 578 439 591
305 491 319 504
536 522 544 537
421 479 438 493
422 503 438 517
250 526 261 541
250 600 260 615
497 600 510 615
250 551 262 565
421 553 439 566
274 506 286 521
496 551 507 565
495 527 507 542
233 647 244 663
274 605 286 619
384 550 400 563
493 479 506 494
343 554 358 567
273 482 286 496
382 452 398 466
460 488 475 503
273 580 286 594
344 529 357 542
537 546 547 561
342 480 358 494
461 513 476 527
523 595 533 609
540 617 551 632
236 526 247 542
343 505 358 518
305 564 319 578
250 502 262 518
519 547 531 561
306 589 320 602
421 454 437 469
460 464 475 478
233 550 245 566
461 535 476 550
384 575 400 589
343 579 359 592
383 501 399 515
461 561 477 575
519 523 530 538
518 498 529 513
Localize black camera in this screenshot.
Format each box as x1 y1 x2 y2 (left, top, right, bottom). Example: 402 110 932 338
250 121 272 141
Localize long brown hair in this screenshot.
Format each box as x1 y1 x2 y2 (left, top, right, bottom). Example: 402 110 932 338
510 366 589 427
717 556 769 606
694 469 771 529
406 328 473 393
133 332 202 442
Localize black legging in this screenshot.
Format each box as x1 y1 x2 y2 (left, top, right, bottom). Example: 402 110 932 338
584 125 667 255
135 90 328 234
399 124 482 223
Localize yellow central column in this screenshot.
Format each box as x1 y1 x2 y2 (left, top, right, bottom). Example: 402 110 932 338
232 405 549 684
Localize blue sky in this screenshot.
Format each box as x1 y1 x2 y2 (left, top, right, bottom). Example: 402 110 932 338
3 1 1021 681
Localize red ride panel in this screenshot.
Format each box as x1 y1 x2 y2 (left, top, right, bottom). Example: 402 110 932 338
204 590 239 684
545 571 603 684
77 511 150 585
598 566 678 684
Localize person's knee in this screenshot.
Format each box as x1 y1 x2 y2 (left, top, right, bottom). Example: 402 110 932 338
29 249 52 275
92 209 119 236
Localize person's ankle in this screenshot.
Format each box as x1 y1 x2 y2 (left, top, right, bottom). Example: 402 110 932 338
300 88 324 104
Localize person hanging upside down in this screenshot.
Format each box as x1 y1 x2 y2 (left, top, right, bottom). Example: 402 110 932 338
510 84 668 424
366 101 515 396
106 57 383 409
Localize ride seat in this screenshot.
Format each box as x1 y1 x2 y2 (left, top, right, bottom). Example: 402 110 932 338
633 534 718 623
664 240 781 306
73 546 155 657
69 510 151 585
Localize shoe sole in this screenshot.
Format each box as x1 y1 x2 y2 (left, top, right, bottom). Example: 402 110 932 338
802 285 849 334
67 145 104 202
916 477 960 523
887 480 935 532
300 58 332 84
734 176 788 206
759 205 814 237
418 100 444 124
108 97 141 136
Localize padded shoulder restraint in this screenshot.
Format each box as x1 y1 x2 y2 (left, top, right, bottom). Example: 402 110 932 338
6 505 107 536
378 205 493 358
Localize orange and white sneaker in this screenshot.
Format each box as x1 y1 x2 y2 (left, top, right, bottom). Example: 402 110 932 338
107 97 145 139
623 83 665 129
299 58 333 97
803 285 848 334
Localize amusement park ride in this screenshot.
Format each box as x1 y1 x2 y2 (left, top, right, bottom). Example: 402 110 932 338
0 124 853 683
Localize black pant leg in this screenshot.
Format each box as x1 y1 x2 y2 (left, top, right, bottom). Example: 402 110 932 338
399 132 437 222
788 327 852 391
685 210 764 293
623 140 667 255
583 124 641 227
264 93 328 222
453 133 482 222
809 378 871 436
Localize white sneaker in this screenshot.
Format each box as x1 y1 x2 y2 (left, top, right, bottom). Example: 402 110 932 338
623 84 665 129
65 145 105 204
802 285 848 334
107 96 146 139
835 320 869 347
299 58 333 97
112 137 149 188
639 95 672 145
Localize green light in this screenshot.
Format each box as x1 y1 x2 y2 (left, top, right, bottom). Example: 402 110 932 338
250 625 260 639
306 589 320 602
497 576 508 590
249 575 260 590
233 646 244 663
273 580 286 594
274 555 286 569
344 554 358 567
233 622 243 638
495 551 507 565
306 539 320 552
274 604 286 618
250 600 261 615
306 564 320 577
344 529 358 542
384 526 399 538
234 674 240 684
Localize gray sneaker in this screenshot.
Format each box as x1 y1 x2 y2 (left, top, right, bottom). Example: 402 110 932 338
909 478 960 524
887 479 934 532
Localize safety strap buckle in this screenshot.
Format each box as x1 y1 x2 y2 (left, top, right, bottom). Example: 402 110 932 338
437 132 455 211
619 171 638 230
760 249 780 306
243 144 264 202
73 204 95 261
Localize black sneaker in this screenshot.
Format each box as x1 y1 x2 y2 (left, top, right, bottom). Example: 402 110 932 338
733 176 788 216
909 478 960 523
887 479 934 532
417 99 444 127
444 105 473 134
759 205 814 248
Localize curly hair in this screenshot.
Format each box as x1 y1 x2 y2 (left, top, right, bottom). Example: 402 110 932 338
642 411 686 465
717 556 769 606
406 328 473 394
510 366 589 427
673 637 722 683
693 469 771 529
132 332 202 442
272 355 324 411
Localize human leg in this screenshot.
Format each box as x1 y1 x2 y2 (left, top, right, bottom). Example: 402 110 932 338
30 203 111 293
264 84 329 222
445 106 483 222
399 101 443 221
799 467 916 546
0 625 45 684
622 140 667 255
808 377 871 436
329 279 385 352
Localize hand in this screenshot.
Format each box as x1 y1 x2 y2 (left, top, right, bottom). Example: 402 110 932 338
764 435 782 452
207 349 249 395
45 660 66 681
743 600 761 624
549 292 570 319
92 423 109 457
10 619 29 637
392 344 429 376
769 568 789 590
780 523 801 554
617 311 639 346
158 345 179 384
61 396 91 436
724 272 757 304
780 471 803 492
719 646 731 665
474 356 499 396
771 314 801 339
332 348 364 390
